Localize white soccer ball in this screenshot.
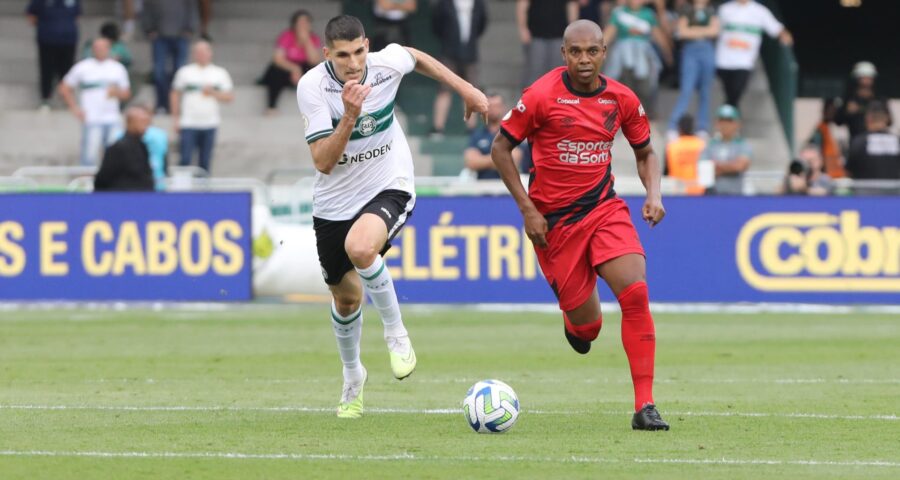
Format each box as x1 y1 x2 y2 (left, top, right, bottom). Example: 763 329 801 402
462 379 520 433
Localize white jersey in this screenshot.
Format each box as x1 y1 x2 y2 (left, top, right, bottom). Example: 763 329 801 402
62 57 130 125
715 0 784 70
297 43 417 220
172 63 234 129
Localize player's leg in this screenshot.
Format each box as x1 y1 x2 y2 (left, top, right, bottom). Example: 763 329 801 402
562 287 603 355
314 216 367 418
329 271 368 418
534 223 601 354
345 192 416 379
597 253 668 430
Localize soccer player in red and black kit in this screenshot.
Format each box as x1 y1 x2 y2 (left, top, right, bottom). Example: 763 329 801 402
491 20 669 431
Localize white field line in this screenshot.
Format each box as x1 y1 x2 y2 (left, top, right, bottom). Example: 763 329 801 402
0 302 898 315
74 377 900 385
0 450 897 468
0 404 895 421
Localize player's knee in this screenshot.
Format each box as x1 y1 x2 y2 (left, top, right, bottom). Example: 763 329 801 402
333 294 361 316
617 281 649 316
344 239 378 267
564 313 603 341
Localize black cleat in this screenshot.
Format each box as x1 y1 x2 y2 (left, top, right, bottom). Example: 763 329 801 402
564 326 591 354
632 404 670 431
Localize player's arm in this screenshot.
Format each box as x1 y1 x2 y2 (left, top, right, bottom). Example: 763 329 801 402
308 80 370 175
492 134 547 248
634 144 666 227
405 47 488 122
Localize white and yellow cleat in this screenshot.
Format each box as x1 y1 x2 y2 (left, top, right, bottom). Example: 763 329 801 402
387 336 417 380
337 367 367 419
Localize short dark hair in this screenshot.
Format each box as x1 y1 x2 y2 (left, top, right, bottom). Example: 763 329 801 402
99 22 120 42
290 10 312 29
325 15 365 46
867 100 889 117
677 114 695 136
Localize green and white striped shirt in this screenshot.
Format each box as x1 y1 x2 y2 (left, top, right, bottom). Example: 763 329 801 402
297 43 417 220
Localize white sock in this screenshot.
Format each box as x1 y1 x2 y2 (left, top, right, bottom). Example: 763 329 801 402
356 256 408 340
331 301 365 383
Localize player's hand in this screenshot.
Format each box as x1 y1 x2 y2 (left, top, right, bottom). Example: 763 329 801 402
642 195 666 228
341 79 371 120
71 107 85 123
462 86 489 124
523 208 549 249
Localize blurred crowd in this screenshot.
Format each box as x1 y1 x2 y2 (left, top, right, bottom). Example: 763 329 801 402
23 0 899 194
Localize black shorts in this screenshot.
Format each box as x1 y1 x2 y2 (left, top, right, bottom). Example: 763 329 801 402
313 189 414 285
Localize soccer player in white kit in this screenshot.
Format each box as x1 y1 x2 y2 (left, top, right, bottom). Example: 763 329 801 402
297 15 488 418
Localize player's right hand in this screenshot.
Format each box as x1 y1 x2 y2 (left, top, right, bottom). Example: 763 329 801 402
523 208 548 249
341 79 371 120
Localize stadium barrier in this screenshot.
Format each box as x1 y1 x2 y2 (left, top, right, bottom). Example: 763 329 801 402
0 193 252 301
380 196 899 304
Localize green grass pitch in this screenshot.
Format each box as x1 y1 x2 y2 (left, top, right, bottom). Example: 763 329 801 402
0 306 898 479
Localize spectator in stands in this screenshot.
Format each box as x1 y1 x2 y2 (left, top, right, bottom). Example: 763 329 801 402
430 0 488 137
517 0 579 86
81 22 133 71
371 0 418 52
59 38 131 166
94 106 155 192
782 145 833 196
171 41 234 174
715 0 792 111
577 0 604 23
142 0 200 113
464 93 523 180
116 103 169 191
260 10 323 115
26 0 81 111
603 0 673 118
807 97 848 179
665 114 706 195
846 101 900 191
700 104 750 195
836 61 893 143
666 0 718 141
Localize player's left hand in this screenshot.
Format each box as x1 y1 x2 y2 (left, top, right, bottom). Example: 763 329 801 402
462 86 489 124
642 195 665 228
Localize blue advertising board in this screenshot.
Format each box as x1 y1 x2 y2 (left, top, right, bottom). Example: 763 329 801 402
388 196 900 304
0 193 252 301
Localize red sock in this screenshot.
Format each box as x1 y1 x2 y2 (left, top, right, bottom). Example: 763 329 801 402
563 313 602 341
618 281 656 412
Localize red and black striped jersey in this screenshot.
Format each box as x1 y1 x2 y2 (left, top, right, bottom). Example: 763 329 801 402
500 67 650 229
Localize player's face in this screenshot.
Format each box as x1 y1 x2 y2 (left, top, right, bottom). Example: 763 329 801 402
487 96 506 123
562 36 606 85
325 37 369 83
717 119 740 138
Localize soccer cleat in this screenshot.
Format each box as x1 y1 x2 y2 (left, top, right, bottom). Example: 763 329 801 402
632 403 670 431
386 336 417 380
337 367 367 419
564 326 591 354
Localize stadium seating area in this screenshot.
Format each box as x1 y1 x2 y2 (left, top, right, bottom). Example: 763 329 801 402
0 0 799 191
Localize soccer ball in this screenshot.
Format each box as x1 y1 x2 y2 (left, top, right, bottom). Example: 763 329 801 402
462 379 520 433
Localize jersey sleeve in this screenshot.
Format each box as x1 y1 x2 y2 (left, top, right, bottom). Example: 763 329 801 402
620 89 651 149
219 68 234 92
499 87 541 146
378 43 417 75
116 63 130 89
760 7 785 37
171 67 186 91
62 62 82 87
297 77 334 144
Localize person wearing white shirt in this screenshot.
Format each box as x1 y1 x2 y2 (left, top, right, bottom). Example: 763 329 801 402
170 40 234 173
715 0 792 110
59 38 131 166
